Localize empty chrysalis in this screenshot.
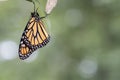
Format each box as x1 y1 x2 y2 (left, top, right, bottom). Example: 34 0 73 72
45 0 57 14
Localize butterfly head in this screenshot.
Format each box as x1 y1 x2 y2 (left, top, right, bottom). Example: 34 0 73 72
31 12 39 17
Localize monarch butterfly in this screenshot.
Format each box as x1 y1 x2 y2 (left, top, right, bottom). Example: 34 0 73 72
18 2 50 60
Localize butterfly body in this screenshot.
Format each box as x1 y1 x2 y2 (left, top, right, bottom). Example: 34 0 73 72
18 11 50 60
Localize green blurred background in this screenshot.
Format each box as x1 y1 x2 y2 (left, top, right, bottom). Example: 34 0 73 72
0 0 120 80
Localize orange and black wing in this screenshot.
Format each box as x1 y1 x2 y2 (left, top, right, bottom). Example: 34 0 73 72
19 17 50 60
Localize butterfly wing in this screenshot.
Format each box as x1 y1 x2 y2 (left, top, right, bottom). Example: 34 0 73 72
19 17 50 60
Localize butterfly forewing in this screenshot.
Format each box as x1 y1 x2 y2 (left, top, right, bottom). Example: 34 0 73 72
19 13 50 60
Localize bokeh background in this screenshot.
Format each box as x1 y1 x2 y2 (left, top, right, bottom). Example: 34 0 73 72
0 0 120 80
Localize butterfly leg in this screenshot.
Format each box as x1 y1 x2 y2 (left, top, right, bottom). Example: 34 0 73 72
40 12 49 19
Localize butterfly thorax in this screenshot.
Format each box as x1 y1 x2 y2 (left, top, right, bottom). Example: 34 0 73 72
31 12 40 21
